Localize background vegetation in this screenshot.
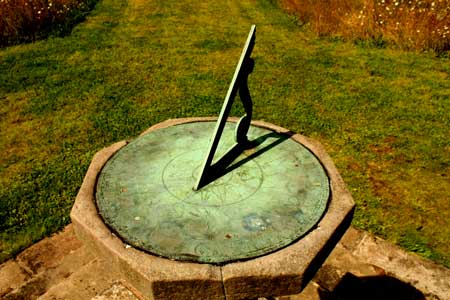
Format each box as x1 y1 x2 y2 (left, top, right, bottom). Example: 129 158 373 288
280 0 450 53
0 0 98 47
0 0 449 268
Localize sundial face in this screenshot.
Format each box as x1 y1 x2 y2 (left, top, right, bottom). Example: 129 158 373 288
163 149 263 207
96 121 330 264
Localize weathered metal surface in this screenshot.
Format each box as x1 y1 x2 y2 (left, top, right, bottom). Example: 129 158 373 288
96 121 330 264
194 25 255 191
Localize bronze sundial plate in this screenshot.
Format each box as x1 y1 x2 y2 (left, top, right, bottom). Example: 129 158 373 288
96 120 330 264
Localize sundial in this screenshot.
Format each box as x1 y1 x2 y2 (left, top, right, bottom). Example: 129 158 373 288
73 25 354 300
95 25 330 264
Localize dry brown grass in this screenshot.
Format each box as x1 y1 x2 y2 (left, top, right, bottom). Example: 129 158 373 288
280 0 450 53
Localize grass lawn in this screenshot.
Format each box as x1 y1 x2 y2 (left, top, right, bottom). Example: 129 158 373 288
1 0 449 267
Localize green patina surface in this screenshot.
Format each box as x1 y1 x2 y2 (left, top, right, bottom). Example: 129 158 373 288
96 121 330 264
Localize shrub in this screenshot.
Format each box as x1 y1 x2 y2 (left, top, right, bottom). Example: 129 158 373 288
280 0 450 53
0 0 98 47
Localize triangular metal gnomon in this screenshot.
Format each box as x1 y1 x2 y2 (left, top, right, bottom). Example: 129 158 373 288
194 25 256 191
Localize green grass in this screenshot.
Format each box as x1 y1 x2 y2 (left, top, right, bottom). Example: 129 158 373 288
1 0 449 268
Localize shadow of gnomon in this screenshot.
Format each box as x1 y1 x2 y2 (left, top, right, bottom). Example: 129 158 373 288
198 130 294 188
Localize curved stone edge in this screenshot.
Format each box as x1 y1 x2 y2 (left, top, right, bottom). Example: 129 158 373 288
71 117 355 300
70 139 225 300
220 119 355 300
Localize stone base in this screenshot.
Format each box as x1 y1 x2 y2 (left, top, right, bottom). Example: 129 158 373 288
70 118 355 300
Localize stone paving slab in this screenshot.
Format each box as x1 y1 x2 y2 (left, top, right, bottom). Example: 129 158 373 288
352 231 450 300
0 260 30 297
91 283 139 300
1 225 449 300
2 239 94 299
38 259 120 300
15 226 84 276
